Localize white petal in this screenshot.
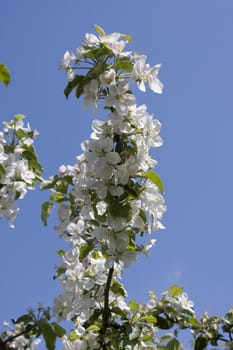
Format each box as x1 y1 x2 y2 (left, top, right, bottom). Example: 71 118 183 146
137 80 146 92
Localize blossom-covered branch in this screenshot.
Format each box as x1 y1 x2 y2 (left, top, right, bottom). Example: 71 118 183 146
0 115 42 227
41 24 166 349
1 25 233 350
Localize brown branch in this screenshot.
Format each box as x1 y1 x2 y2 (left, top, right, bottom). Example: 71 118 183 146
101 266 114 335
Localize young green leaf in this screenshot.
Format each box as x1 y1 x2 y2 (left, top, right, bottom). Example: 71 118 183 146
41 201 53 226
110 280 126 297
145 171 164 194
69 330 79 341
56 249 65 256
159 334 174 343
186 316 199 328
128 300 139 311
120 34 133 42
0 64 10 87
14 114 25 122
169 284 183 297
116 57 133 73
140 315 157 323
86 324 100 332
50 192 64 202
94 24 105 36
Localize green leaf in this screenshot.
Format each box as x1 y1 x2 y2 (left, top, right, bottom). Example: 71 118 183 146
15 129 31 139
29 158 43 176
194 335 209 350
142 334 154 342
55 180 69 195
0 164 6 175
128 300 139 311
87 60 107 79
79 242 94 260
39 319 56 350
110 279 126 297
156 316 174 329
22 148 43 175
186 316 199 328
22 149 37 161
167 338 183 350
53 266 66 280
145 171 164 194
0 64 10 87
94 24 105 36
69 330 79 341
111 306 128 319
159 334 174 343
15 191 21 200
56 249 65 256
14 314 33 324
139 209 146 224
169 285 183 297
41 201 53 226
109 202 131 218
51 322 66 338
40 175 59 190
86 324 100 332
127 239 137 251
116 57 133 73
140 315 157 323
15 114 25 122
120 33 133 42
64 75 85 99
50 192 64 202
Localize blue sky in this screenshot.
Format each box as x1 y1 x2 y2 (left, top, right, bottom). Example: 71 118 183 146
1 0 233 346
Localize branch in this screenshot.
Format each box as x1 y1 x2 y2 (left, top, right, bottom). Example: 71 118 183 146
101 266 114 335
162 311 233 346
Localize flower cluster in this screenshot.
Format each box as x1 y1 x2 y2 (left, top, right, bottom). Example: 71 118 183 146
0 115 42 227
1 321 41 350
41 26 167 349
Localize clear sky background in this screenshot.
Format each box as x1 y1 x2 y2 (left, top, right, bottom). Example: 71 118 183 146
1 0 233 347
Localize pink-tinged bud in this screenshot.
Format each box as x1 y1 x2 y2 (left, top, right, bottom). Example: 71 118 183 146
58 165 67 176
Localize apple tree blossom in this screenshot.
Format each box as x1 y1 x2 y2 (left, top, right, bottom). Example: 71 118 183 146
0 26 233 350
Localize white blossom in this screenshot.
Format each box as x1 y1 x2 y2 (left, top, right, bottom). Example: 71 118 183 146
132 54 163 94
83 79 99 113
176 292 194 313
105 80 136 114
